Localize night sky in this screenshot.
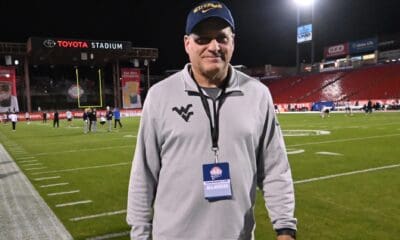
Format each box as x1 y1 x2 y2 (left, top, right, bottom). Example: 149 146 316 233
1 0 399 74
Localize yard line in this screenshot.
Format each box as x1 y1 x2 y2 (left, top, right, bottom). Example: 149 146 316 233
70 210 126 222
33 145 132 156
25 167 47 171
19 159 38 163
294 164 400 184
40 183 69 188
48 190 80 196
86 231 130 240
31 162 130 175
56 200 92 208
287 133 400 147
34 176 61 181
17 156 35 160
22 163 43 167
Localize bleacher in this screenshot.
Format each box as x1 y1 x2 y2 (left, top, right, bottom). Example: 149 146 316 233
264 63 400 105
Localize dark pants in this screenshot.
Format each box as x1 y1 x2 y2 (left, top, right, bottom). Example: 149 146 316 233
53 119 59 127
12 122 16 130
114 119 122 128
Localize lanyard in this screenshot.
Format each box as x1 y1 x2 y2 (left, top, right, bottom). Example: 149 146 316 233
193 80 228 163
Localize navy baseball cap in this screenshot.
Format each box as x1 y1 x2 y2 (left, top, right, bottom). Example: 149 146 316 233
185 1 235 34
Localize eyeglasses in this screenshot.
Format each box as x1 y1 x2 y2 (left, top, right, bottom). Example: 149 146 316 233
190 33 234 45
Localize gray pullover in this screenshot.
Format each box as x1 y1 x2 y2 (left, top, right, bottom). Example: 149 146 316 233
127 64 297 240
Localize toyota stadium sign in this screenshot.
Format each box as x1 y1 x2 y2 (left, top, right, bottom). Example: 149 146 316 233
324 43 349 58
28 37 132 52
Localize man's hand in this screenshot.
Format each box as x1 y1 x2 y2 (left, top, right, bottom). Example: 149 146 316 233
277 235 295 240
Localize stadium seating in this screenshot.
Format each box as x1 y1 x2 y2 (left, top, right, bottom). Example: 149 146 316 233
265 63 400 104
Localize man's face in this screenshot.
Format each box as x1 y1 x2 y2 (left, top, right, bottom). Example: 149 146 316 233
184 18 235 79
0 82 12 107
0 82 11 101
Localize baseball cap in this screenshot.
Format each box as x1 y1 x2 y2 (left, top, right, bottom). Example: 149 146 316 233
185 1 235 34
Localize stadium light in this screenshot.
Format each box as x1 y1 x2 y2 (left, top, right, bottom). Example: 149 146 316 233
294 0 314 7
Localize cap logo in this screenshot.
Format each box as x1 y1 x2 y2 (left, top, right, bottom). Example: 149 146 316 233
193 3 223 14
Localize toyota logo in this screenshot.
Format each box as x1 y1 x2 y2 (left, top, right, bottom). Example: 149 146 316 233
43 39 57 48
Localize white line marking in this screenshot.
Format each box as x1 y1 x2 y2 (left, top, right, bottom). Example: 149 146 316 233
56 200 92 208
48 190 80 196
17 156 35 160
294 164 400 184
40 183 69 188
287 133 400 147
34 176 61 181
18 159 38 163
25 167 47 171
33 145 131 156
31 162 130 175
86 231 130 240
70 210 127 222
22 163 43 167
315 152 343 156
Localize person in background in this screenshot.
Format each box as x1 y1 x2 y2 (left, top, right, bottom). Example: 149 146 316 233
89 108 97 132
42 111 47 123
66 110 73 127
25 112 31 124
113 107 122 128
106 106 113 132
126 1 297 240
9 111 18 131
53 110 59 128
83 108 89 134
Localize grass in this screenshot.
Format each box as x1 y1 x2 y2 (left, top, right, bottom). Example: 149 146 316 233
0 111 399 239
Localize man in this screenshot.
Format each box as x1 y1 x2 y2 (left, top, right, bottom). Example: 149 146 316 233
106 106 113 132
0 81 19 113
53 110 59 128
9 111 18 131
127 1 297 240
66 110 73 127
113 107 122 128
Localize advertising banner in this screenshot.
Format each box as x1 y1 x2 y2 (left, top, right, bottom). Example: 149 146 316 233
297 24 312 43
349 37 377 54
121 68 141 109
324 43 349 58
0 66 19 113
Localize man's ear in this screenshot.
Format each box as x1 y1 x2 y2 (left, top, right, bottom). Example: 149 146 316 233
184 35 190 54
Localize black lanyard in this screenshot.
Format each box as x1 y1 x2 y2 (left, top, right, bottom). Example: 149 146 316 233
193 80 228 163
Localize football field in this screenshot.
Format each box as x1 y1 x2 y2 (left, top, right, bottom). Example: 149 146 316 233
0 111 399 239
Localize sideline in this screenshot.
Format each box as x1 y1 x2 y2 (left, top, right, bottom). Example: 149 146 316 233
0 144 73 240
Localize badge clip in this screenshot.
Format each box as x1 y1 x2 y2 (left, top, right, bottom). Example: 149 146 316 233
212 147 219 163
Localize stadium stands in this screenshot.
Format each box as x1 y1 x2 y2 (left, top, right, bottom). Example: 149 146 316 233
265 63 400 108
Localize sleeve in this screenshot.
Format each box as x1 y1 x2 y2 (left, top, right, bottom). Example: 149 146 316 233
256 89 297 231
126 91 161 239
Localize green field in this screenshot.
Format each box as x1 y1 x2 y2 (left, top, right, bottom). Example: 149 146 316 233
1 112 399 239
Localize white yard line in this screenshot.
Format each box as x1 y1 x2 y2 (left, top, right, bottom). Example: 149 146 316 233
19 159 38 163
34 176 61 181
40 183 69 188
31 162 130 175
287 133 400 147
22 163 43 167
17 156 35 160
70 209 127 222
86 231 130 240
294 164 400 184
47 190 80 196
56 200 92 208
33 145 132 156
26 167 47 171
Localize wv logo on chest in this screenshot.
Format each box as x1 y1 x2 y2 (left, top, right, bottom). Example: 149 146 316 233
172 104 194 122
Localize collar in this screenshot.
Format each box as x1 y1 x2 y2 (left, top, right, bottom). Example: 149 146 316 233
182 63 241 94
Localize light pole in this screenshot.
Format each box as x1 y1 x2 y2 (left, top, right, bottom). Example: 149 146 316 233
294 0 314 72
